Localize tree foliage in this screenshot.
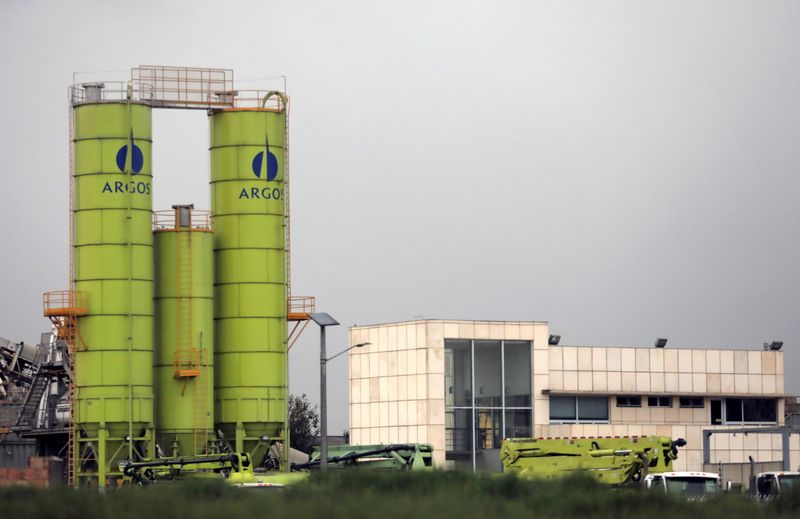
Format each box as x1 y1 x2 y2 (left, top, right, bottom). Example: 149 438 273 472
288 393 320 454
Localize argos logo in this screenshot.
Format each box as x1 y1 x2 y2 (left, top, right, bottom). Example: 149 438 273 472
116 130 144 174
101 129 150 196
239 131 282 200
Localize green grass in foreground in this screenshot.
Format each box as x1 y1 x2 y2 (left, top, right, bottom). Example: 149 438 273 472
2 471 800 519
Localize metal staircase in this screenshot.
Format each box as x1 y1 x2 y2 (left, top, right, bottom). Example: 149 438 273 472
42 290 87 487
14 367 47 429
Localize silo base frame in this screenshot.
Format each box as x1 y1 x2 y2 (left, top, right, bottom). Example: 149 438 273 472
75 427 154 487
221 426 286 471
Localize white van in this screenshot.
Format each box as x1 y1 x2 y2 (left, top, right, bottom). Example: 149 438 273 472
644 472 723 498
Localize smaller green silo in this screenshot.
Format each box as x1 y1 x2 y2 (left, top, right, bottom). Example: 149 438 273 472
153 205 214 457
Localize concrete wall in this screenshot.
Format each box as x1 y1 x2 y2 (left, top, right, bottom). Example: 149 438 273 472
348 319 795 473
349 320 548 467
548 346 784 396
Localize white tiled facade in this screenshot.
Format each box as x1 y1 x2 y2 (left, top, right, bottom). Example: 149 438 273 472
348 319 797 472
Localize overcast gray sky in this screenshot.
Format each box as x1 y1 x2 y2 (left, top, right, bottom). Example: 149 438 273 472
1 0 798 433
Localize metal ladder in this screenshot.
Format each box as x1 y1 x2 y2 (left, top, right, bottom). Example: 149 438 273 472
175 229 195 374
173 224 207 455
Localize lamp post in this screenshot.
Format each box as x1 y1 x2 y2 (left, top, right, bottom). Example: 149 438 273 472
309 312 371 471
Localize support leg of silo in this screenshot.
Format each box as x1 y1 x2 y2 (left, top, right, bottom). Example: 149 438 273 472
98 427 107 488
236 423 245 453
147 426 155 459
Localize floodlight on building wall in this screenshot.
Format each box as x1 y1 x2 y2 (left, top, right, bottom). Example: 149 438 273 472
765 341 783 351
654 338 668 348
548 335 561 346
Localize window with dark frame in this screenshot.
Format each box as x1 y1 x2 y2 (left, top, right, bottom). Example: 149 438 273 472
549 396 609 423
616 396 642 407
719 398 777 424
647 396 672 408
679 397 704 408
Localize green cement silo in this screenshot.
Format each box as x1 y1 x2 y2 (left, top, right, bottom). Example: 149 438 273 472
209 101 287 467
72 97 154 486
153 205 214 457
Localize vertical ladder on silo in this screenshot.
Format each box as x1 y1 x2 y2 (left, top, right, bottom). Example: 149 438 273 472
173 208 205 455
283 103 292 302
175 224 194 374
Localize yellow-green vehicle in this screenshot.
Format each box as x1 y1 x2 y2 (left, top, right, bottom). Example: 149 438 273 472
122 453 307 487
500 436 686 485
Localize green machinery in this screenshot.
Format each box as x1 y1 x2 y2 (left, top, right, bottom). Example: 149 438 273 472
296 444 435 471
72 96 155 486
122 452 308 487
123 452 254 485
154 205 215 457
500 436 687 485
209 98 289 468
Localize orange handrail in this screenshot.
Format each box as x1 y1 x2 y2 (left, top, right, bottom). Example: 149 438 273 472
43 290 88 316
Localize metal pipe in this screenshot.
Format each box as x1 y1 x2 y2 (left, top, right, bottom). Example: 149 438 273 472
320 326 328 471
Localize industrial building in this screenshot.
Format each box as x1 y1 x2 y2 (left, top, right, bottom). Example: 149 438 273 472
348 319 798 478
1 63 797 488
0 66 315 487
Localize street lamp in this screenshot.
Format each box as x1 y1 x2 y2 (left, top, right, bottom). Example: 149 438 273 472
320 341 370 469
309 312 371 471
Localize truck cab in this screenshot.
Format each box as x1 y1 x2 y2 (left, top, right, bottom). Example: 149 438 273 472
755 471 800 499
644 472 723 498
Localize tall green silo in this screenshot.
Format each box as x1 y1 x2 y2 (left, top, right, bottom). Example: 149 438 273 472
209 101 287 468
154 205 215 457
72 94 154 487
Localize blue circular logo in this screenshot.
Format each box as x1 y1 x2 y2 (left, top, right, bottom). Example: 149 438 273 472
252 132 278 181
252 151 278 181
116 130 143 174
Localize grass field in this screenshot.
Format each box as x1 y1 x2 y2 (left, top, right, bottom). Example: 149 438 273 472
2 471 799 519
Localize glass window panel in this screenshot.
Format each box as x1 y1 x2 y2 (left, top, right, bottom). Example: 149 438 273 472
504 341 531 407
550 396 577 421
445 409 473 470
743 398 776 423
648 397 672 407
726 398 743 422
710 400 723 425
474 408 503 471
474 341 502 407
578 397 609 421
445 340 472 407
505 409 532 439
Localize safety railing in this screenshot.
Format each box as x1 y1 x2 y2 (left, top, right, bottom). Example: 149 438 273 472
153 209 213 232
288 296 316 315
43 291 88 317
230 90 288 110
132 65 234 109
71 67 287 111
70 81 155 105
